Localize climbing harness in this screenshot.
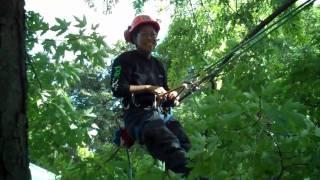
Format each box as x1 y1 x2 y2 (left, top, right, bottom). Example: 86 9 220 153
113 94 175 148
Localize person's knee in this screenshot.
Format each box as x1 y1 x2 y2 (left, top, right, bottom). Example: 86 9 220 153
165 150 190 175
141 120 191 177
142 120 185 158
166 120 191 151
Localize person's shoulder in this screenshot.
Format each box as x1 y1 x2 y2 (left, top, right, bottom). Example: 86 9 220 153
115 50 133 60
119 50 137 58
114 50 136 64
152 56 164 66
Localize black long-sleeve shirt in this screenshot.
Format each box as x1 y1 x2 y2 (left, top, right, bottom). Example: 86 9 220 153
110 50 168 107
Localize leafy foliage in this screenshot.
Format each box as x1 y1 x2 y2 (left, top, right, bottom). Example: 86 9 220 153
27 0 320 179
27 11 121 178
157 0 320 179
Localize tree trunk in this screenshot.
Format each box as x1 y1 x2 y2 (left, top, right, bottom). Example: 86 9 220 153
0 0 31 179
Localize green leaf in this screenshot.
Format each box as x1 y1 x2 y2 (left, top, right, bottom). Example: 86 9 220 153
91 23 99 30
52 103 67 117
50 25 60 32
74 15 87 28
63 95 74 111
83 107 97 118
94 35 107 49
41 39 56 53
50 17 71 36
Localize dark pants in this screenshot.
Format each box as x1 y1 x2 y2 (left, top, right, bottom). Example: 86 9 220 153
123 108 191 175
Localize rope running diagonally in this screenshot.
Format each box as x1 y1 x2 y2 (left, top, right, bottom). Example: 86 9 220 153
196 0 315 86
177 0 316 102
193 0 299 78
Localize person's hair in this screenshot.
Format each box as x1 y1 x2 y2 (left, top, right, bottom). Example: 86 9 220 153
131 24 157 45
131 25 141 45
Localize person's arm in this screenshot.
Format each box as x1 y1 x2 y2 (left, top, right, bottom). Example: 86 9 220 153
130 85 167 95
110 57 131 97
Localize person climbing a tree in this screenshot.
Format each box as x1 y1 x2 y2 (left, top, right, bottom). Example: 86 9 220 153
110 15 191 176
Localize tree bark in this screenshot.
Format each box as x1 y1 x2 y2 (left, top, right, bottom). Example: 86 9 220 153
0 0 31 179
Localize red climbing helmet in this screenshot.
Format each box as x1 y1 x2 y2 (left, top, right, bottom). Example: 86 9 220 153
124 15 160 43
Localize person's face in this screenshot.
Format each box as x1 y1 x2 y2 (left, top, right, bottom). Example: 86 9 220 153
135 25 158 53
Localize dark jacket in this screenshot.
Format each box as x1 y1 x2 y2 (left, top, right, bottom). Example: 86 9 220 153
110 50 168 107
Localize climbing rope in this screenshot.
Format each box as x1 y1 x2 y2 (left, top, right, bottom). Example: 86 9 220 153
126 148 133 180
176 0 316 102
